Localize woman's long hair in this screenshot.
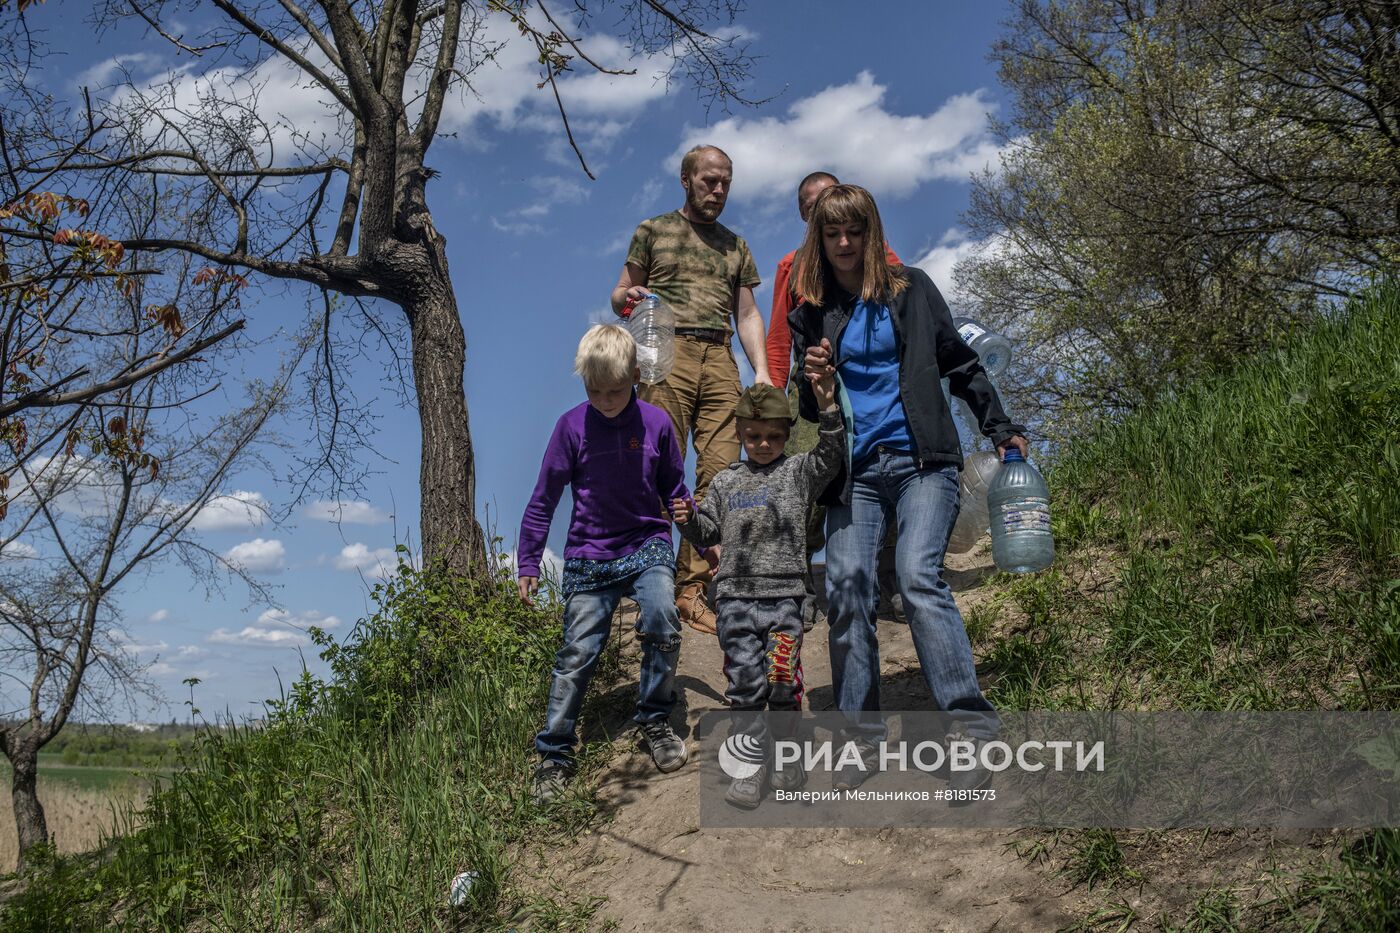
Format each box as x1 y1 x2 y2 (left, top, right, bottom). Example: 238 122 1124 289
793 184 908 307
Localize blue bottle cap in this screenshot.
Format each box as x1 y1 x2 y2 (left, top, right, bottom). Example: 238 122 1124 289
1002 448 1025 463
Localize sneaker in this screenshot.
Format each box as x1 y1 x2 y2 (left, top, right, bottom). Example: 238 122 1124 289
639 719 689 773
946 730 992 803
676 583 717 635
725 771 766 809
832 738 880 791
770 757 807 793
532 759 572 805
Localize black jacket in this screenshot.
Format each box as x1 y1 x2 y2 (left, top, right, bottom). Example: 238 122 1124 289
788 266 1025 506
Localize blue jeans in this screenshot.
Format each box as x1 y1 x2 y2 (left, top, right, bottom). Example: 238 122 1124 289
536 563 682 763
825 447 997 741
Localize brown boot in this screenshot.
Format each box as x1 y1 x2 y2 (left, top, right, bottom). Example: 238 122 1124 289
676 582 717 636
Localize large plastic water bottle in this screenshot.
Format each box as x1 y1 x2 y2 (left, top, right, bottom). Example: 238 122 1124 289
626 295 675 385
987 449 1054 573
953 317 1013 378
948 450 1001 553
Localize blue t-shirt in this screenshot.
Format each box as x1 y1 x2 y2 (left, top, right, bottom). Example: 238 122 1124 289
839 298 912 465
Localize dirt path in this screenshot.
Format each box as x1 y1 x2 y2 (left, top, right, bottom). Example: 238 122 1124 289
547 549 1073 932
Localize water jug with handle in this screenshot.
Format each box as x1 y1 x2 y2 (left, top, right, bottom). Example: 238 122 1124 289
952 317 1012 378
987 449 1054 573
948 450 1000 553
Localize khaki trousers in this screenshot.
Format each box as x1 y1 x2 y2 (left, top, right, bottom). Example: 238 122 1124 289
640 335 741 593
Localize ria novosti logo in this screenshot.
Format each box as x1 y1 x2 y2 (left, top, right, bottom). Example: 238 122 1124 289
718 733 766 779
717 735 1107 778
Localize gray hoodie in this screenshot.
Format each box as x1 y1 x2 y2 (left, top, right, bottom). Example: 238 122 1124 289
678 410 844 599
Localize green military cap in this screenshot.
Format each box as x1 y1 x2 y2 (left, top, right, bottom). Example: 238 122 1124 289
735 383 795 422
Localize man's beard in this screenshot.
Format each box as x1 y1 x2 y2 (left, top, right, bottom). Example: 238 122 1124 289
686 186 724 222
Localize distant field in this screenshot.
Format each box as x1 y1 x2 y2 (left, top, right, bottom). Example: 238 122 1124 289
0 760 161 873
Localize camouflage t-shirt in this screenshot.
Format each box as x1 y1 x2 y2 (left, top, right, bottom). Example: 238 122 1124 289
626 210 761 333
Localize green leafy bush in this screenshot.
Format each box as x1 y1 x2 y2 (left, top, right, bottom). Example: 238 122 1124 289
2 552 576 930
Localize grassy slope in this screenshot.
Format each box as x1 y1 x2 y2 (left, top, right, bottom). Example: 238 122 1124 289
972 284 1400 928
4 288 1398 931
1 562 605 931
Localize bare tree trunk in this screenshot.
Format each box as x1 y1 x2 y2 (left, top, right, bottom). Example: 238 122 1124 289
10 743 48 872
395 232 487 579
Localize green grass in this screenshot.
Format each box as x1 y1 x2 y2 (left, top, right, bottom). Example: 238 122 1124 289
973 284 1400 927
28 761 166 792
1 553 602 931
984 283 1400 713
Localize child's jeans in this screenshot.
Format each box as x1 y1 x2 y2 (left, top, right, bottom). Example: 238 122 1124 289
716 596 804 745
535 563 681 764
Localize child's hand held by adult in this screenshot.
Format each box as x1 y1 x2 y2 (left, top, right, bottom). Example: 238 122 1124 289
700 545 720 571
804 337 836 383
670 497 692 523
808 365 837 411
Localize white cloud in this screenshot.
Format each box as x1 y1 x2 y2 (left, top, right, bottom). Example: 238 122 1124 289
303 500 390 525
910 228 1010 306
439 22 671 138
515 175 590 218
115 635 169 657
498 546 563 582
335 543 398 579
175 644 208 660
191 491 269 531
256 607 343 630
148 660 217 680
490 216 545 236
8 454 120 520
147 609 170 624
912 229 989 304
671 72 1003 205
75 52 161 89
209 626 310 648
550 35 671 114
106 12 679 229
224 538 286 574
630 178 666 213
0 541 38 560
203 606 338 652
112 47 348 169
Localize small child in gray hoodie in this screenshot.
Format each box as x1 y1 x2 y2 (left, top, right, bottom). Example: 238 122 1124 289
671 363 842 808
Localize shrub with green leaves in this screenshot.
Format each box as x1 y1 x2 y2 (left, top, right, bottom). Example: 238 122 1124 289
1 553 584 930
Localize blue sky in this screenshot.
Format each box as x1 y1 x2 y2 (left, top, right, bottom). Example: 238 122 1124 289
9 0 1015 721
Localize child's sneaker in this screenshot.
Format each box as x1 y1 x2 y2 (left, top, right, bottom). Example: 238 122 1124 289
770 758 806 793
832 737 879 791
725 771 766 809
532 759 572 805
638 719 689 773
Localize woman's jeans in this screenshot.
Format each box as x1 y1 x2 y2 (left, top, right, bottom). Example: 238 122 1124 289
825 447 996 741
535 563 682 763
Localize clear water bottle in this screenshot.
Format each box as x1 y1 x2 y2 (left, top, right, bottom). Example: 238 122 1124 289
987 449 1053 573
948 450 1001 553
626 295 675 385
953 317 1013 378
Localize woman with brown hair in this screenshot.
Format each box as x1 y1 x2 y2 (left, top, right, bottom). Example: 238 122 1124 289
788 185 1028 791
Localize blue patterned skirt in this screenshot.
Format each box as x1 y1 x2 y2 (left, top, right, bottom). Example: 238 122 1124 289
561 536 675 596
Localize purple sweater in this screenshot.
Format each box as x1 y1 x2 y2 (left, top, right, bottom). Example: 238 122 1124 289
517 394 690 578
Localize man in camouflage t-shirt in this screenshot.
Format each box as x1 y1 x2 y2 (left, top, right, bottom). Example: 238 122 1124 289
611 145 771 635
